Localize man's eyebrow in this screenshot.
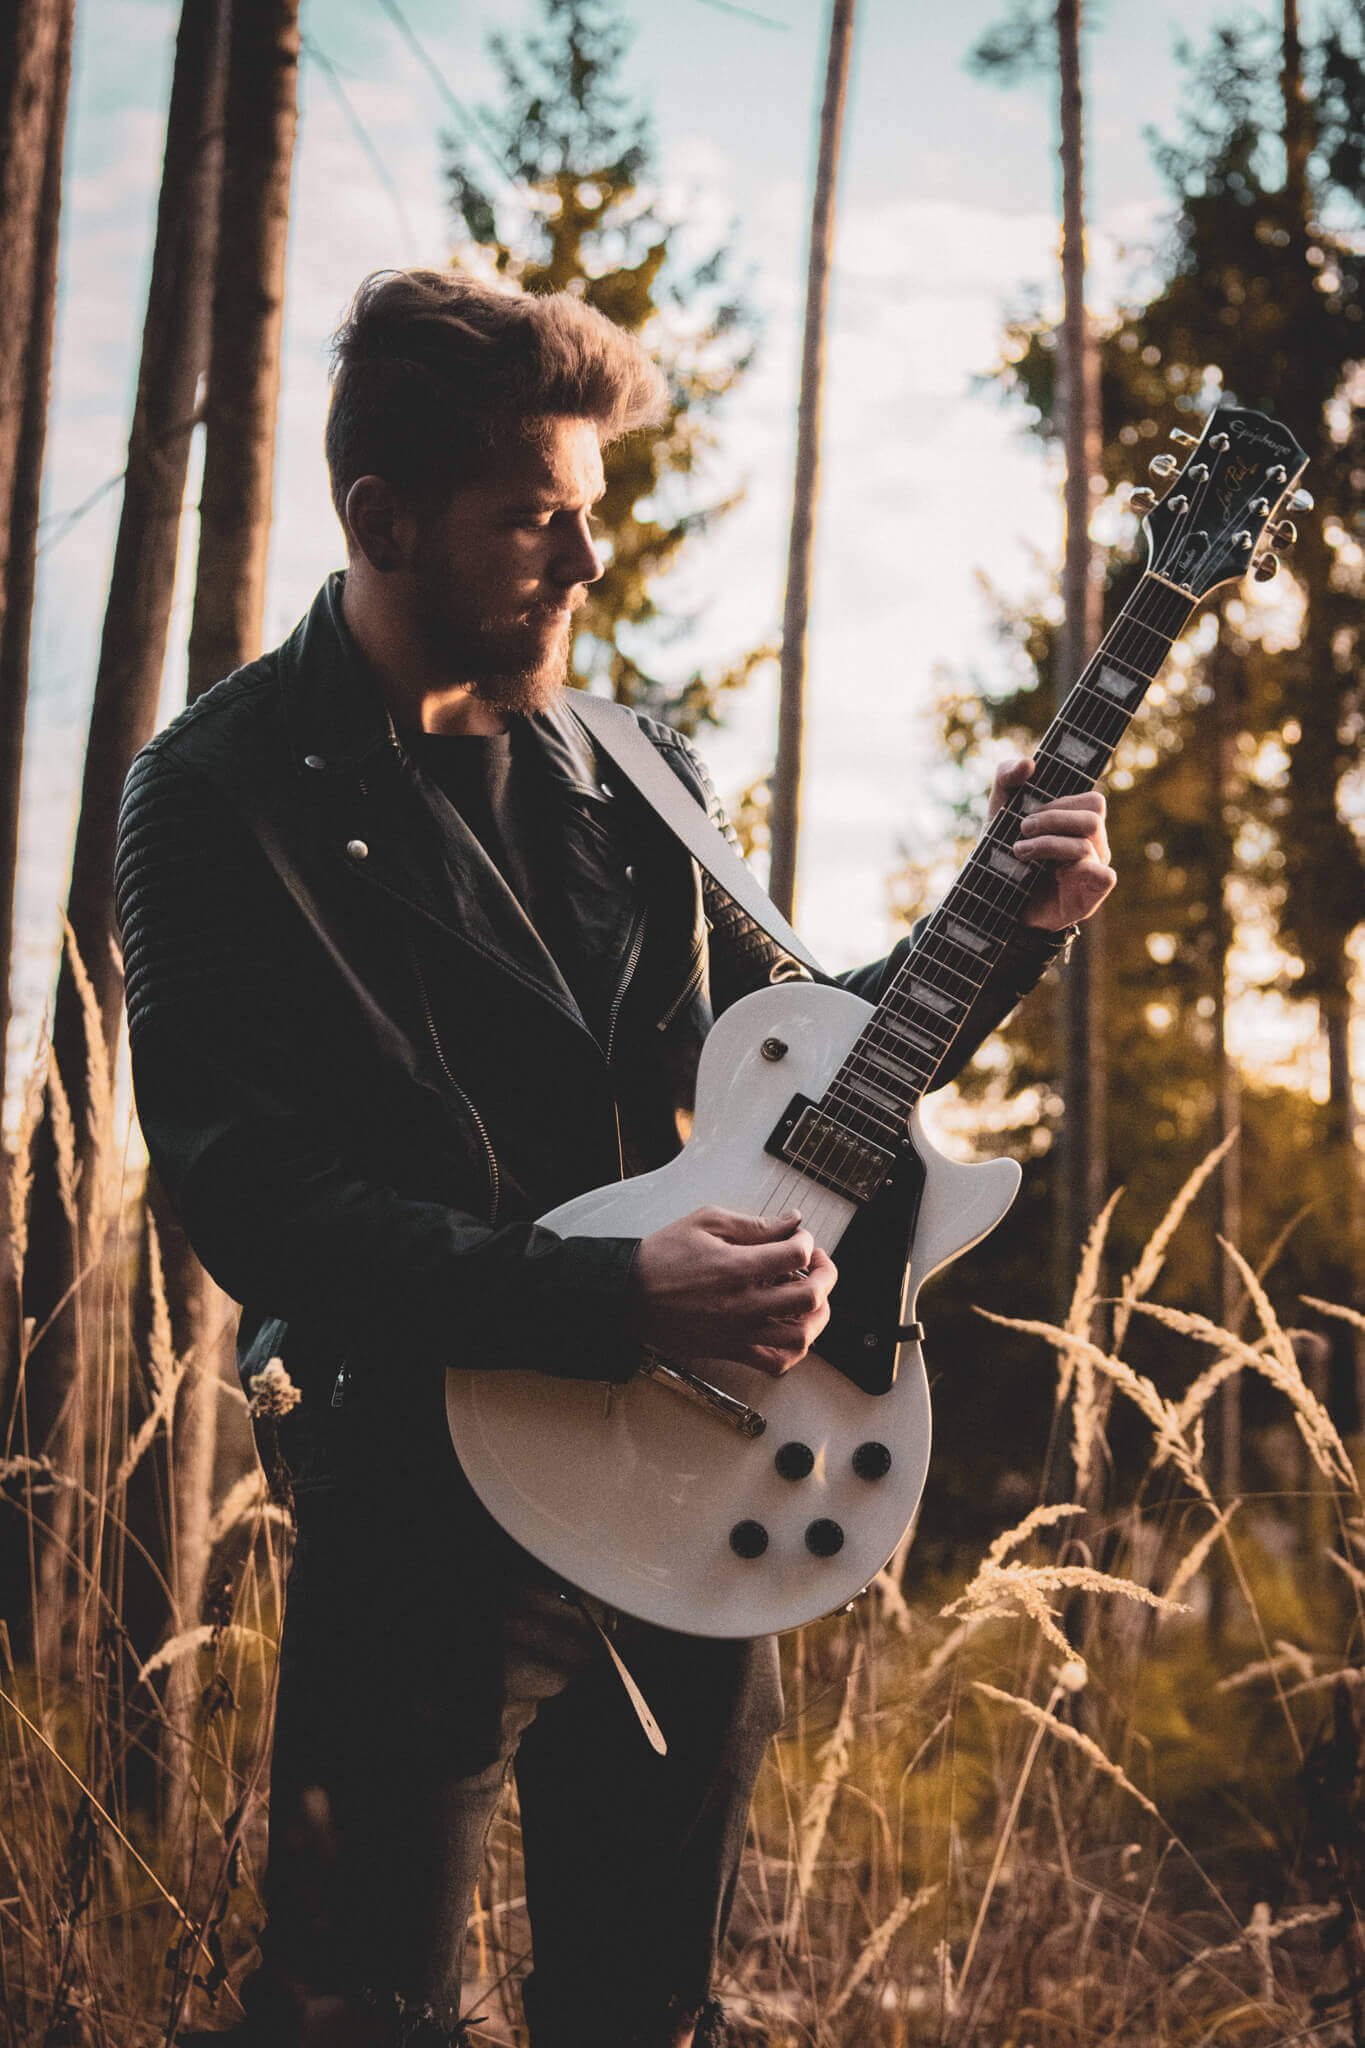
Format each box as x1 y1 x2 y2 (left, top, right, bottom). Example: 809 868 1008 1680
505 483 608 511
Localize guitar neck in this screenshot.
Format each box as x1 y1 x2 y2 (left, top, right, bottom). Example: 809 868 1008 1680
818 572 1198 1143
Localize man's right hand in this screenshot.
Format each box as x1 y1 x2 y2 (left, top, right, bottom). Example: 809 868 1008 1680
630 1207 836 1379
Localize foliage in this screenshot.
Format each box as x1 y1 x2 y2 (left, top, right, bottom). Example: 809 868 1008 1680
445 0 773 734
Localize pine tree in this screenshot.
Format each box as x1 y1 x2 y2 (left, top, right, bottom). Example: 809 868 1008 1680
446 0 769 735
899 5 1365 1527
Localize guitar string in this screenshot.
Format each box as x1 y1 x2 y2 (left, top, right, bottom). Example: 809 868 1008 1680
806 572 1197 1160
817 530 1245 1152
832 578 1190 1125
755 572 1193 1249
751 437 1292 1265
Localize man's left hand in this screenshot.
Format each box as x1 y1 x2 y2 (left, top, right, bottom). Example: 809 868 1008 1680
987 757 1115 931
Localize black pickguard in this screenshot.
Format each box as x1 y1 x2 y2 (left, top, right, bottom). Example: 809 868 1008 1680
816 1134 927 1395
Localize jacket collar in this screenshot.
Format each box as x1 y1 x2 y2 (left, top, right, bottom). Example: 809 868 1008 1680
278 571 402 775
276 575 639 1046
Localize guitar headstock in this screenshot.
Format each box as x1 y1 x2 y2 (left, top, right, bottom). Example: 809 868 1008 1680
1128 404 1311 599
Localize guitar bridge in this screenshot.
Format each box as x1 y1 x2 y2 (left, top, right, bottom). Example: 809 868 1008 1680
638 1354 767 1437
765 1096 895 1204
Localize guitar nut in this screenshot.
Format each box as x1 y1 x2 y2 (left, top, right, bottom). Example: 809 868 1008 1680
760 1037 788 1061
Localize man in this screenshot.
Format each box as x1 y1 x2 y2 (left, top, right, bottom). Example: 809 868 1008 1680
116 270 1113 2048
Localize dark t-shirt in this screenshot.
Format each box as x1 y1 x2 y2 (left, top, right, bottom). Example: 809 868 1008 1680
407 726 545 921
406 722 598 1033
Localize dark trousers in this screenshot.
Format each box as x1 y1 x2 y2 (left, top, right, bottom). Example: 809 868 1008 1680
250 1488 783 2046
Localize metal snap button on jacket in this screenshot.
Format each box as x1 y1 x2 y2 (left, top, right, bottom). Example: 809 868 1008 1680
345 838 369 860
304 753 327 771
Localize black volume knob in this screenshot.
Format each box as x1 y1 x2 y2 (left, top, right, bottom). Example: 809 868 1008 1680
852 1441 892 1481
730 1519 769 1559
804 1518 845 1558
774 1441 815 1481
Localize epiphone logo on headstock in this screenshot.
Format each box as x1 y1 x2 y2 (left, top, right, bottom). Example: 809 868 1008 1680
1217 452 1256 521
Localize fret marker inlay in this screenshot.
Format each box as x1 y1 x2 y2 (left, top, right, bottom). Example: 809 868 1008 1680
946 917 991 954
908 980 958 1016
846 1073 904 1116
988 846 1028 880
881 1018 938 1054
870 1046 927 1083
1094 662 1142 703
1057 731 1101 770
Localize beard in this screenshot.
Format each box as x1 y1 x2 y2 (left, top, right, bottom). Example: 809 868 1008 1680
467 611 574 717
413 578 578 717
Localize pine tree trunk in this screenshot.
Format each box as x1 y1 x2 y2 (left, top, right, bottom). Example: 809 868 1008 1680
0 0 74 1668
0 0 70 1141
1206 632 1242 1647
768 0 856 924
0 0 71 1264
1054 0 1106 1307
187 0 301 698
45 0 229 1161
7 0 229 1656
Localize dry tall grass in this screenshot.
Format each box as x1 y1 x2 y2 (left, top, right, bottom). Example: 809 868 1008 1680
3 986 1362 2044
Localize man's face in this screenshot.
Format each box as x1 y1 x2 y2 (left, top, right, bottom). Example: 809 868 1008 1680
407 415 607 715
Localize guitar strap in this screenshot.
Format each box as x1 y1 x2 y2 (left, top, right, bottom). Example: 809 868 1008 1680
568 692 827 980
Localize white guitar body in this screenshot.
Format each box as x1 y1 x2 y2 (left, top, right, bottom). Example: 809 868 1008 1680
446 981 1019 1637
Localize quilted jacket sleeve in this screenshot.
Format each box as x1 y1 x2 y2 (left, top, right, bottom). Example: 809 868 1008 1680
116 745 641 1381
668 734 1068 1085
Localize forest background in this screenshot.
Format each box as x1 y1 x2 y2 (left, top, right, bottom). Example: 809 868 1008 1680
2 0 1364 2043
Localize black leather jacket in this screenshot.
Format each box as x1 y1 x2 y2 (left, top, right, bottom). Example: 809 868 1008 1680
115 576 1062 1499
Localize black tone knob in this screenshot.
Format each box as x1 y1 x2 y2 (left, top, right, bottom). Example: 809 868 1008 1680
852 1441 892 1481
774 1441 815 1481
730 1519 769 1559
804 1518 845 1558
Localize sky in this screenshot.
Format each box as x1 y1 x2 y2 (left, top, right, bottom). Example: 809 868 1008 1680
12 0 1316 1098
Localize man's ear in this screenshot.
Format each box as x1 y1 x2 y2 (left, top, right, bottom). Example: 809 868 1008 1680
344 475 418 573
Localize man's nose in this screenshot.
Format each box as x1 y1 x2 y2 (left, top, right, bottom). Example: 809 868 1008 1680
550 511 604 589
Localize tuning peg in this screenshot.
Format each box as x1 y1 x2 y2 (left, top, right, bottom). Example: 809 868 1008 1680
1128 487 1158 514
1170 428 1199 447
1269 519 1298 548
1149 453 1179 478
1289 487 1314 512
1252 552 1279 582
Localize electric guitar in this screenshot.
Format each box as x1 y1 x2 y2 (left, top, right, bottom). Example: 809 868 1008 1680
447 403 1311 1638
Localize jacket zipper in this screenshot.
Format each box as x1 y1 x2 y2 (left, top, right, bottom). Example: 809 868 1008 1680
603 904 647 1179
654 936 706 1034
604 905 648 1067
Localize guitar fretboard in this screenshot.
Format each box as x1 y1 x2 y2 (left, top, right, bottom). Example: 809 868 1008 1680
816 572 1198 1150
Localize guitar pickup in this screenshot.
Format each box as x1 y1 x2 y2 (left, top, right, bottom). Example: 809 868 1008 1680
765 1096 895 1205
